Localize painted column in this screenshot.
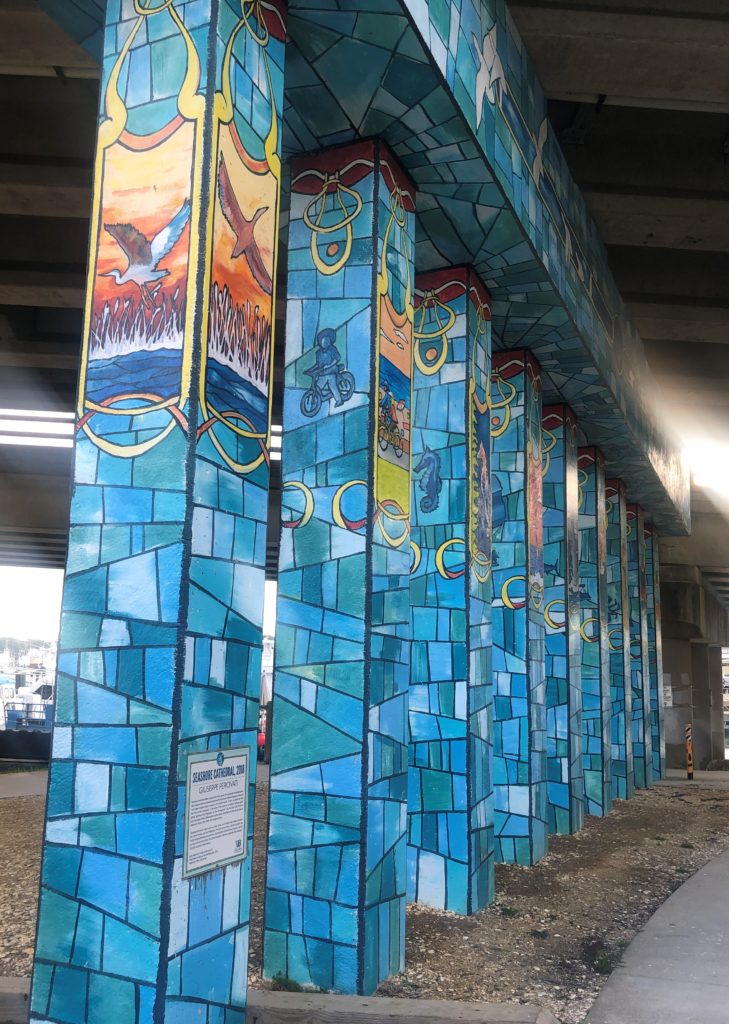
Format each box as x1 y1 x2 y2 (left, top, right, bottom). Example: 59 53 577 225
263 141 415 995
408 267 494 915
542 406 583 835
644 524 665 779
491 351 546 865
606 479 634 800
627 504 653 788
577 448 612 816
31 3 286 1022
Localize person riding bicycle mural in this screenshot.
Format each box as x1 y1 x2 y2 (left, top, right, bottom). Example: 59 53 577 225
314 328 346 407
380 380 397 425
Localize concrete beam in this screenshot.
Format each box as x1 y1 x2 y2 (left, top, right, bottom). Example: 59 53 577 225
583 190 729 252
0 339 79 371
558 106 729 198
0 76 98 161
510 2 729 111
0 269 85 307
0 161 92 217
0 2 98 79
630 303 729 345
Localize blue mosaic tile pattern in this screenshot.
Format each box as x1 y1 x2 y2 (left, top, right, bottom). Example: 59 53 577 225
542 406 583 836
31 3 286 1022
606 480 634 802
644 525 666 780
577 449 612 817
41 0 690 532
491 351 546 865
408 267 494 915
627 505 653 790
263 140 415 995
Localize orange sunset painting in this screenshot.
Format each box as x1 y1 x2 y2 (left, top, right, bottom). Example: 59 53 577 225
204 122 277 440
86 124 194 405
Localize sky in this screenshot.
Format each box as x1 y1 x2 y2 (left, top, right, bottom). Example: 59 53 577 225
0 568 279 643
0 567 64 642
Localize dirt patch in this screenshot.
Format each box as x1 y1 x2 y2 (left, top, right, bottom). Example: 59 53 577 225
0 796 44 977
249 778 729 1023
5 774 729 1024
376 784 729 1023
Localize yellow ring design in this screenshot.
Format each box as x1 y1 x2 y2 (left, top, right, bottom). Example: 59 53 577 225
544 599 565 630
410 540 422 575
435 538 466 579
332 480 368 531
490 372 517 437
413 292 456 376
304 177 363 276
501 575 527 609
608 627 623 651
281 481 314 529
580 616 600 643
541 426 557 477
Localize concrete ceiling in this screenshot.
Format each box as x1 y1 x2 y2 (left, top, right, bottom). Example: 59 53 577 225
1 0 729 593
509 0 729 605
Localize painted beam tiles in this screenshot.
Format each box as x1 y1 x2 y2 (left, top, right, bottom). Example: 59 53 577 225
627 504 653 789
263 140 415 995
30 2 287 1022
408 266 494 915
542 405 583 836
577 448 612 817
606 479 634 802
39 0 690 533
644 524 666 780
490 351 546 865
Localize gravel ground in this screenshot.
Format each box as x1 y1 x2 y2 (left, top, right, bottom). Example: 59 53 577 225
0 796 44 976
249 775 729 1024
6 774 729 1024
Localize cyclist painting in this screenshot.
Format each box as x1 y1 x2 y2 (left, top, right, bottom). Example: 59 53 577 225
380 381 397 424
315 328 346 406
300 328 355 417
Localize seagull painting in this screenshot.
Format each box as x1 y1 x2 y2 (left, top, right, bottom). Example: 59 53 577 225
472 24 506 129
102 200 191 309
217 153 273 295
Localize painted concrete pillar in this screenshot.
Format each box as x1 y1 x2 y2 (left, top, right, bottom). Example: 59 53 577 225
690 642 712 769
708 646 726 764
31 3 286 1022
627 504 653 788
644 524 665 779
491 351 546 865
263 141 415 995
577 448 612 816
407 267 494 915
606 480 634 800
542 406 583 835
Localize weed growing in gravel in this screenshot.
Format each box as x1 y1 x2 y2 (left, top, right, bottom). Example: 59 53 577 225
499 905 520 918
530 928 550 939
581 937 627 976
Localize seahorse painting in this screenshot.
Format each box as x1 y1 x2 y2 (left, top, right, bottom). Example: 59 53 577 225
415 447 443 513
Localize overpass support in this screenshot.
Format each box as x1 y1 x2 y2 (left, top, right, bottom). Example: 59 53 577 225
407 267 495 916
30 3 287 1022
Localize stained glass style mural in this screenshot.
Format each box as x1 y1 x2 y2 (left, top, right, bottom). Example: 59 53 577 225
263 140 415 995
491 352 546 865
30 3 286 1022
644 525 666 780
542 406 583 836
577 449 612 817
627 505 653 790
40 0 690 535
606 480 634 802
408 267 494 916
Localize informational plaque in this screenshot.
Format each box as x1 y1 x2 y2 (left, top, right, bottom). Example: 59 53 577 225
183 747 250 878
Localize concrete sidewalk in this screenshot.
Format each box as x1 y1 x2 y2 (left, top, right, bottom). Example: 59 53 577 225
0 770 47 799
584 848 729 1023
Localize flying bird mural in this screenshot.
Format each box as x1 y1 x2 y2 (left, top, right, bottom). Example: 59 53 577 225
217 153 273 295
102 200 191 308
